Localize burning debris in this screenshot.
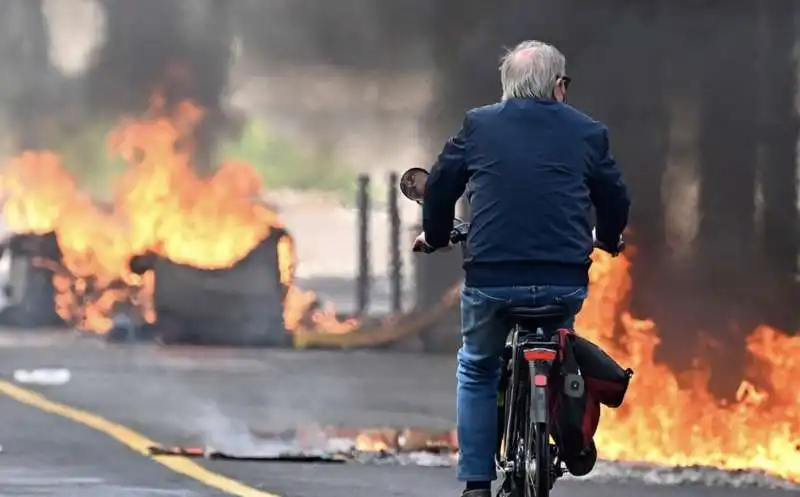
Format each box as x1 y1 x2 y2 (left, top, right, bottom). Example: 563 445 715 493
147 424 799 489
148 445 347 464
0 96 360 344
121 229 289 346
0 232 65 328
148 425 458 468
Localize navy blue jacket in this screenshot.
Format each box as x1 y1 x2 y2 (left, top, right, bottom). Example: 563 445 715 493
422 98 630 288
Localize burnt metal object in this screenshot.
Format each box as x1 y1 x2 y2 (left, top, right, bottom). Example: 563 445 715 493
128 229 291 347
0 232 66 328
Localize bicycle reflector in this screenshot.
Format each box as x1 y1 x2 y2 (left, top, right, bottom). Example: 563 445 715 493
523 349 557 362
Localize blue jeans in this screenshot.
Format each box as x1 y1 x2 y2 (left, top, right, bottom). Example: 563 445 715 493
456 284 588 481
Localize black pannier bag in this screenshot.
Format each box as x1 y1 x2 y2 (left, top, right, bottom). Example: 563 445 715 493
547 329 634 462
572 334 634 408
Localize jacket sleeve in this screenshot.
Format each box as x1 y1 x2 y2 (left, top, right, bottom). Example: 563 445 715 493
586 124 630 248
422 117 470 248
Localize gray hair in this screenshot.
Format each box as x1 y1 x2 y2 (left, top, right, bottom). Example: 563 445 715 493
499 40 566 101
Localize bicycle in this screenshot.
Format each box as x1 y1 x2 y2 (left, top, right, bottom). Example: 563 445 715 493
400 167 624 497
494 302 569 497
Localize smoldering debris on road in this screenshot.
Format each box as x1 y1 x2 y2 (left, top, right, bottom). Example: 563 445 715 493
162 416 800 490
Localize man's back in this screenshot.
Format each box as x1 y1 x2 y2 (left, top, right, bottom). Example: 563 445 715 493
422 98 629 289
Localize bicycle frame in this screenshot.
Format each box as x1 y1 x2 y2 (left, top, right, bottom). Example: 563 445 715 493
496 323 562 497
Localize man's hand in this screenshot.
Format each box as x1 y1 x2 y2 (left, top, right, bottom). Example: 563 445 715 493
592 228 624 256
412 232 456 253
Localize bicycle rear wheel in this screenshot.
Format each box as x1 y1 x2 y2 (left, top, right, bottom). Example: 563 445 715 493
509 377 531 497
531 421 550 497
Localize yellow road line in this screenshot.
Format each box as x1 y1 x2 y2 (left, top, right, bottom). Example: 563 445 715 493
0 380 281 497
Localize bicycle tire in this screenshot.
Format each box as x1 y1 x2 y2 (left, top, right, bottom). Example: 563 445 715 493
521 416 533 497
504 365 530 497
532 421 550 497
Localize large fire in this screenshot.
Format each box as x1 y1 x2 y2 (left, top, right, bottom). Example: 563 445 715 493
579 251 799 482
0 99 797 482
0 97 353 335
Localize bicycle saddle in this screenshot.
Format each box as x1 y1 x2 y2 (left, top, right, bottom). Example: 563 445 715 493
498 304 569 329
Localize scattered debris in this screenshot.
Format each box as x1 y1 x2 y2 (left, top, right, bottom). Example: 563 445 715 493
398 427 458 452
404 451 455 467
12 368 71 385
314 426 458 454
148 425 458 467
141 423 800 490
148 445 346 463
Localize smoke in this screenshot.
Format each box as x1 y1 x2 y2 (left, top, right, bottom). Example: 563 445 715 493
4 0 436 170
211 0 800 354
195 403 306 457
0 0 61 149
85 0 231 116
125 370 333 456
413 0 799 395
0 0 235 170
232 0 432 71
81 0 234 171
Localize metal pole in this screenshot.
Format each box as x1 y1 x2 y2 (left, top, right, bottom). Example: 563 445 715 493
388 172 402 313
356 174 371 315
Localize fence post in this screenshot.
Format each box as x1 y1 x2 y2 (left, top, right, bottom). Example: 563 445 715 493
356 174 371 315
388 172 402 313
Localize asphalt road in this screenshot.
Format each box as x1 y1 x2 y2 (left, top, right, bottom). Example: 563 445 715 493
0 394 222 497
0 330 795 497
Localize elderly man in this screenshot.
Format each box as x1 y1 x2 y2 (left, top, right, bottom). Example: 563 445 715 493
413 40 630 496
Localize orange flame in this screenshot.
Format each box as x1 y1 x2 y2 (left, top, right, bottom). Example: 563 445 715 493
0 98 352 334
580 251 799 482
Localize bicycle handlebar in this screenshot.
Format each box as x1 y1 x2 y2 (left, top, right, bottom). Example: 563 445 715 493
413 221 625 256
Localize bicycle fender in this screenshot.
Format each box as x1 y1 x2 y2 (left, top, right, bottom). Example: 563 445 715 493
531 386 549 424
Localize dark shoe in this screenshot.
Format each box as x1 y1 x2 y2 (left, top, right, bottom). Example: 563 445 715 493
563 440 597 477
461 490 491 497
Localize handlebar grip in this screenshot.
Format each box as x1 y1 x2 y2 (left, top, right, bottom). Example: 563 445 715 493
593 239 625 256
413 242 436 254
450 222 469 243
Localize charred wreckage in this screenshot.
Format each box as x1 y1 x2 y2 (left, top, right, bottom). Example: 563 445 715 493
0 227 294 347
